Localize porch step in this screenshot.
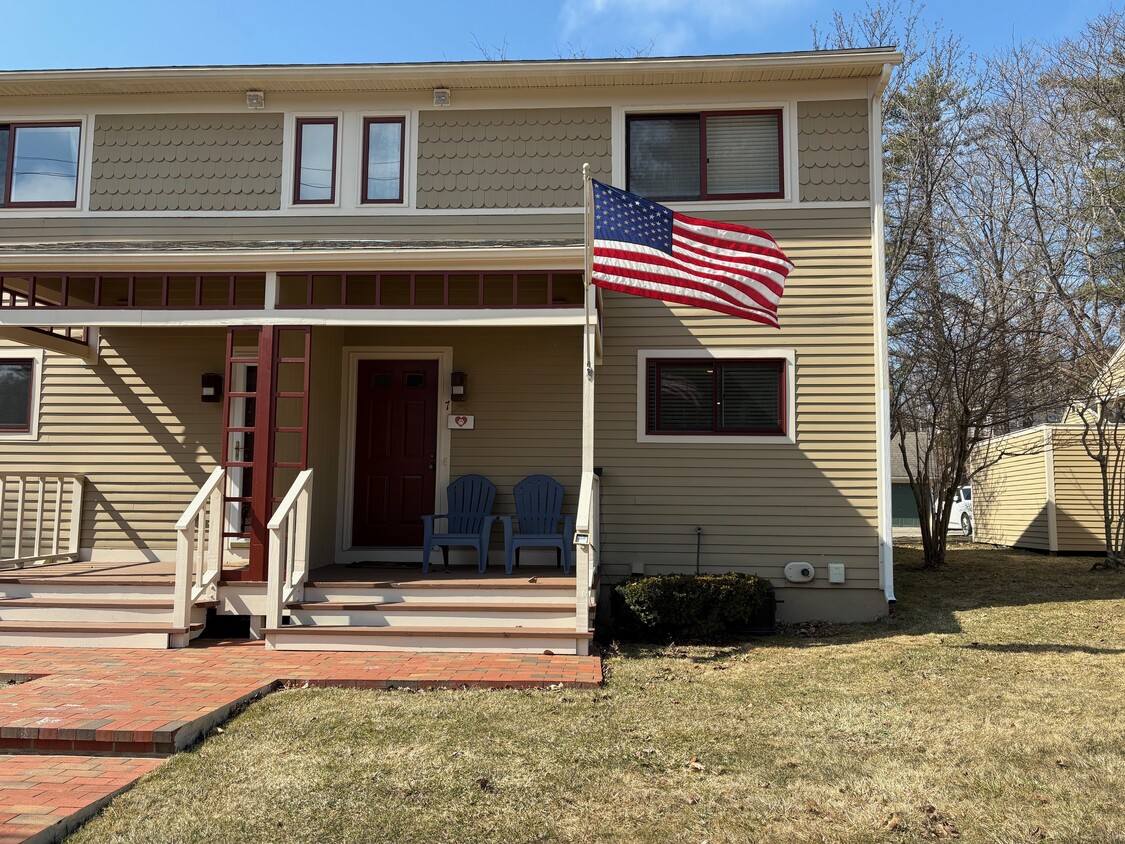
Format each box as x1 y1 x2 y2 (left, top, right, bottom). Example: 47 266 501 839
0 596 175 623
0 575 176 601
0 620 204 649
284 600 582 629
264 624 594 654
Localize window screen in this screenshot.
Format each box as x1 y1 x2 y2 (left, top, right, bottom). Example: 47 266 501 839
294 119 337 203
627 116 700 200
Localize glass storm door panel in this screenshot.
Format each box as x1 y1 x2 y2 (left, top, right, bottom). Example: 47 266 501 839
352 359 439 547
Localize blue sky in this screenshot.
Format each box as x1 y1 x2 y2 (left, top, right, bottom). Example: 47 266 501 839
1 0 1117 70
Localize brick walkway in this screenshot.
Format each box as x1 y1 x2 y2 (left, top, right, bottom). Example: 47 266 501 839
0 642 602 842
0 755 162 844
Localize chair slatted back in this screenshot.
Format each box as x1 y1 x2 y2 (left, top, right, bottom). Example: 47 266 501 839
446 474 496 534
513 474 564 535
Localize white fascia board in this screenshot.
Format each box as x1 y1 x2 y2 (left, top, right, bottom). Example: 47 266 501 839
0 307 591 328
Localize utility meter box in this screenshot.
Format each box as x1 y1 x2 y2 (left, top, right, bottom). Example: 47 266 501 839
827 563 846 584
783 561 815 583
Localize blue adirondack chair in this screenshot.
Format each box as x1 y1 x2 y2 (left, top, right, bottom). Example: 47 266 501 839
421 474 498 573
501 474 576 575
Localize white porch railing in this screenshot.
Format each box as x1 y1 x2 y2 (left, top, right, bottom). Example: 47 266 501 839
0 473 85 569
573 470 601 651
172 467 225 633
265 469 314 640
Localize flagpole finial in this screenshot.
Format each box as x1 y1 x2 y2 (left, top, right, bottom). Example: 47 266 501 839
582 162 590 182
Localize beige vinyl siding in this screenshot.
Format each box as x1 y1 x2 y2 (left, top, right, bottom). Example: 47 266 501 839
597 205 880 590
797 99 870 203
972 428 1051 550
0 213 584 246
416 108 611 209
89 114 283 212
0 330 225 553
1050 427 1110 553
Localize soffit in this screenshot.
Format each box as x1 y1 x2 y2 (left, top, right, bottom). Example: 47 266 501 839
0 49 902 98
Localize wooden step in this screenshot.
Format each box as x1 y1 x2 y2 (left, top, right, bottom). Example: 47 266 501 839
0 620 204 650
305 576 574 590
285 600 580 613
0 597 175 609
0 620 202 634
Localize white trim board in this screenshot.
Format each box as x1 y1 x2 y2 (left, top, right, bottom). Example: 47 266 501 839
335 346 453 564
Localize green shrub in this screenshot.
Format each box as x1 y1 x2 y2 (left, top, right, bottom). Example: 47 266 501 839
610 572 772 643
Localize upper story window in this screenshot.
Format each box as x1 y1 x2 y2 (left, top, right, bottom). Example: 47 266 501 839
626 110 783 201
362 117 405 204
293 118 338 204
0 122 81 208
0 358 33 433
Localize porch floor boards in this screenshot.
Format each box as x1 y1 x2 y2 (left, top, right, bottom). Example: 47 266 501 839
302 563 575 589
0 560 175 585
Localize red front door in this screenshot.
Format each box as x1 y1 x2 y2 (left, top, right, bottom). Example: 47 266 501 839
352 359 439 547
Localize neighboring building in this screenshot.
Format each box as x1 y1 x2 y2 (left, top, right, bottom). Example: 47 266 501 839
0 48 901 653
973 425 1110 553
889 432 928 528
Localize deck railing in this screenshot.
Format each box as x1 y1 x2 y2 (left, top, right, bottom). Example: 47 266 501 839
0 473 85 569
265 469 314 639
172 468 226 633
573 470 601 651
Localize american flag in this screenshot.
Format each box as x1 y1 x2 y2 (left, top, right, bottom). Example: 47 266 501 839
590 180 793 327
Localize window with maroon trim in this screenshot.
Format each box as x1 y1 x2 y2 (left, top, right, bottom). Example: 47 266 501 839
646 358 785 435
626 110 783 201
293 118 338 204
0 122 81 208
362 117 405 204
0 359 34 433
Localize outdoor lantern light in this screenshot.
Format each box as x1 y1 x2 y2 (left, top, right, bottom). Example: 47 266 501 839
450 371 468 401
245 90 265 109
433 88 451 106
201 372 223 403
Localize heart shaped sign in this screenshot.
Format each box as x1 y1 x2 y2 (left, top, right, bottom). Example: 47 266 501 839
455 415 468 427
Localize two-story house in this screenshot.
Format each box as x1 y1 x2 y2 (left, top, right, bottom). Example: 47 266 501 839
0 48 901 654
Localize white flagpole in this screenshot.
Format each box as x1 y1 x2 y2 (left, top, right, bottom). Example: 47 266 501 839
581 163 595 479
582 163 594 383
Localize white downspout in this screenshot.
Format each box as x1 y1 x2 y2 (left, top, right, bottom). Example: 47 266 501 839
870 63 896 609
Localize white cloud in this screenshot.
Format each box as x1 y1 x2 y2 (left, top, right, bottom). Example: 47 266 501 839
558 0 807 56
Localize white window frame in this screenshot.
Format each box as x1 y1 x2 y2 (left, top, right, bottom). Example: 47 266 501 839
0 115 89 214
0 348 44 441
636 347 796 445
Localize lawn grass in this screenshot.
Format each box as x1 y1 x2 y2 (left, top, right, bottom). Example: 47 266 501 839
70 543 1125 844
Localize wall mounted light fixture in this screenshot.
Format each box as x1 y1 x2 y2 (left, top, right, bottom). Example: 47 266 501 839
433 88 451 107
451 371 468 401
246 90 265 109
201 372 223 403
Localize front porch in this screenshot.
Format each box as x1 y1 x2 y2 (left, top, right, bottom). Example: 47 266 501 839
0 265 602 654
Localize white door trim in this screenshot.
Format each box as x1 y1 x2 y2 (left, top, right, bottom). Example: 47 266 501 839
336 346 453 563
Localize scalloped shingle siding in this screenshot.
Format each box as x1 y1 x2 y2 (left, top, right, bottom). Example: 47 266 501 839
417 107 610 209
90 114 283 211
797 100 869 203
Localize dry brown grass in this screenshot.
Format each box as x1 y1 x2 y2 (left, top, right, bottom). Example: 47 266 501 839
70 543 1125 844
